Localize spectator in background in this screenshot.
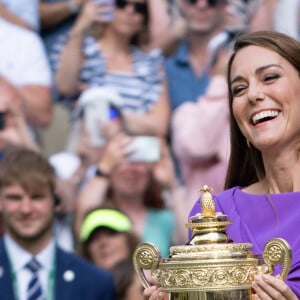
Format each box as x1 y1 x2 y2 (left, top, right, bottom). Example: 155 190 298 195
78 208 143 299
171 69 230 208
79 207 140 269
40 0 172 71
165 0 228 111
0 147 115 300
54 0 170 137
0 18 52 129
0 81 41 238
37 0 174 157
0 0 39 31
145 0 187 55
39 0 85 82
75 135 187 258
37 1 86 156
165 0 236 208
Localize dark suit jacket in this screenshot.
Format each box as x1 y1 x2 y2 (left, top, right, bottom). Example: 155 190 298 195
0 238 116 300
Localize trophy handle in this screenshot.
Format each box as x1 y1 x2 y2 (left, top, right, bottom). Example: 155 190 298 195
262 238 292 280
132 243 161 289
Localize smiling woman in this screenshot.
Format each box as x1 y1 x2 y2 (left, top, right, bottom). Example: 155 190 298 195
144 31 300 300
226 31 300 190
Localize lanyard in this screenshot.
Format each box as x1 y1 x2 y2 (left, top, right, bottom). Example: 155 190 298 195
10 259 56 300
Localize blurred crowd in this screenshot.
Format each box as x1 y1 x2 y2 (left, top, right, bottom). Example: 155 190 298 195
0 0 299 299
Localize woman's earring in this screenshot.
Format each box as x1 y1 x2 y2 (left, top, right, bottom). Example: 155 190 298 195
246 139 251 148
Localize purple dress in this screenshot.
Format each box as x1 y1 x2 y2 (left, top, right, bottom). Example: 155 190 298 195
189 186 300 297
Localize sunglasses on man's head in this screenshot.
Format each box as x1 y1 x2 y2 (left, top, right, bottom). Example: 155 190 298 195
116 0 147 15
186 0 224 7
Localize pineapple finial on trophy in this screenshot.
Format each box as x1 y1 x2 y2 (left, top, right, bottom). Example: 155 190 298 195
200 185 215 218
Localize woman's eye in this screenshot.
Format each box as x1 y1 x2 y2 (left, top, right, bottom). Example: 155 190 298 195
232 85 246 96
264 73 280 82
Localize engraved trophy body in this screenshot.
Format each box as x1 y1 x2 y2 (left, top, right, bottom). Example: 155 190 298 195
133 186 292 300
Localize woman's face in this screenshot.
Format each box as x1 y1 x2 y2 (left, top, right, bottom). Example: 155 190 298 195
111 0 147 38
111 162 150 198
230 45 300 152
88 228 130 269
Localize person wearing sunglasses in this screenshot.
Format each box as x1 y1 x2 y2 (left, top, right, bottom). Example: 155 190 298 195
54 0 170 139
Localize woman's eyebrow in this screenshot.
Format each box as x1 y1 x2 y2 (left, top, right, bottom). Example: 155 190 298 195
230 64 283 85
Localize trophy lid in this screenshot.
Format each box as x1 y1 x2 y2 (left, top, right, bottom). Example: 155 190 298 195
186 185 232 245
169 185 253 259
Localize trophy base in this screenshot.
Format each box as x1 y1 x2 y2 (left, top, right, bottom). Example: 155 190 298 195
169 289 251 300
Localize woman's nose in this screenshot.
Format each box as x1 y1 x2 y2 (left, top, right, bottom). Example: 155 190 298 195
247 83 265 104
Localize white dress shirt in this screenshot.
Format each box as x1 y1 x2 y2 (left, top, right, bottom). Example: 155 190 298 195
4 234 55 300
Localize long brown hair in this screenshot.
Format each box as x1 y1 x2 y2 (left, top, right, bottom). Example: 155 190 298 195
225 30 300 189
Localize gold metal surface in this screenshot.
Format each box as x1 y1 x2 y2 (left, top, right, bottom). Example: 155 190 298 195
133 185 292 298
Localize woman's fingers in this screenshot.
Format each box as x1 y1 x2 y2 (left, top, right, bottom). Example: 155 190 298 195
143 286 165 300
253 275 298 300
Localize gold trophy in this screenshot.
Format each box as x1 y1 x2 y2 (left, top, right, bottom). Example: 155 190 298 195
133 185 292 300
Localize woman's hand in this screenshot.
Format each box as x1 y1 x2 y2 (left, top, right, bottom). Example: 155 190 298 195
252 275 298 300
75 0 114 32
97 133 133 175
143 286 166 300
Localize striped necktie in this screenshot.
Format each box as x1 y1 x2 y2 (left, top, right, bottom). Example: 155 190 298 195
25 258 44 300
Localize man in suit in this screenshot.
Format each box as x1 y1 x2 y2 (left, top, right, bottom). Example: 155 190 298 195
0 146 115 300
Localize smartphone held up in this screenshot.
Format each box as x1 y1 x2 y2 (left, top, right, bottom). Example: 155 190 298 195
126 136 160 163
95 0 115 22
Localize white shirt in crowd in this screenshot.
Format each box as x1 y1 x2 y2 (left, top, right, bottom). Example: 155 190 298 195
0 18 51 87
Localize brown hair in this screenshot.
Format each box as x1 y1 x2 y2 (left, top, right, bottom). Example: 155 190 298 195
225 30 300 189
0 146 56 194
90 0 150 47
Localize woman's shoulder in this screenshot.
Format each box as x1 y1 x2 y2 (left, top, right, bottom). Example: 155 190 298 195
214 186 241 201
189 187 241 217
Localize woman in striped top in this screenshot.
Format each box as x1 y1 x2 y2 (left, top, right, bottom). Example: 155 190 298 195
54 0 170 137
